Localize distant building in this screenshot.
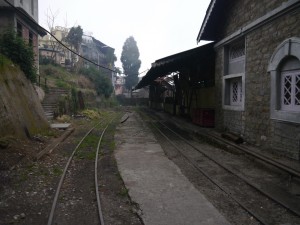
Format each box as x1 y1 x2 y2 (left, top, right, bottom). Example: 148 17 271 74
81 34 114 70
81 34 116 91
0 0 46 70
39 26 72 66
115 76 126 96
132 87 149 98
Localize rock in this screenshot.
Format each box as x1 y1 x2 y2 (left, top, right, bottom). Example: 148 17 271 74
0 139 9 149
13 215 20 220
20 213 25 219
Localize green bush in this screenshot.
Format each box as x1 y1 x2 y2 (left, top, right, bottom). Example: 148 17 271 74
0 30 37 82
71 87 78 114
79 66 113 98
39 56 56 65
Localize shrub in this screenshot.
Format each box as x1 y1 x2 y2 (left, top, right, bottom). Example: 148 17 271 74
39 56 56 65
79 66 113 98
0 30 37 82
81 109 101 120
71 88 78 115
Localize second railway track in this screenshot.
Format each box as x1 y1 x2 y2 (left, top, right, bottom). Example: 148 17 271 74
139 109 300 225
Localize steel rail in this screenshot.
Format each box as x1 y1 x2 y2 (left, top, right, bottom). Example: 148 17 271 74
95 118 114 225
207 132 300 178
47 121 103 225
157 119 300 217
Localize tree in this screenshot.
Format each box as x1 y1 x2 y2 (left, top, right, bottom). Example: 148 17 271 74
121 36 141 90
65 25 83 52
65 26 83 69
79 67 113 98
45 7 60 61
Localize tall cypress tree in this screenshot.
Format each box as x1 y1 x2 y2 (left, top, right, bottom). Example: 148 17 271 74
121 36 141 90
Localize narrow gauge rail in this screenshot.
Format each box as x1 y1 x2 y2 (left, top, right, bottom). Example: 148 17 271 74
139 110 300 225
47 119 113 225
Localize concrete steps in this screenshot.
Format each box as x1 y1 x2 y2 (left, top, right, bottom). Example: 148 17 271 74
42 88 69 120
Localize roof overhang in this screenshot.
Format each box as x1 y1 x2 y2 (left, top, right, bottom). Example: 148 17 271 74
135 42 215 90
196 0 225 43
18 8 47 36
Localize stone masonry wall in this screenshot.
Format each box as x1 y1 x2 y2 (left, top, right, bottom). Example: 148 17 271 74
220 0 288 38
245 10 300 159
215 1 300 159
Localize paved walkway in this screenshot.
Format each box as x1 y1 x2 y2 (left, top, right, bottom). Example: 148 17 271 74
115 112 231 225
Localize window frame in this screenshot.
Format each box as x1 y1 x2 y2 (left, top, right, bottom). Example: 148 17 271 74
222 38 246 111
268 37 300 124
281 70 300 112
230 77 243 106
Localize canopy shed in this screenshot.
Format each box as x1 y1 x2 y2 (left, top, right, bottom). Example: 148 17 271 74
136 42 216 127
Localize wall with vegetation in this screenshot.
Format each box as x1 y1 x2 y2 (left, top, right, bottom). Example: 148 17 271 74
0 57 49 139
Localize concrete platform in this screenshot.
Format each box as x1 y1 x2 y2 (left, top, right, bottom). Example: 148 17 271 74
115 112 231 225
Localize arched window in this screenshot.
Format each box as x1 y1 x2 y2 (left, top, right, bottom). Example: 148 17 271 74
268 38 300 123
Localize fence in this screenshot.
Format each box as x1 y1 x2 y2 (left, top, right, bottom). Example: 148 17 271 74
37 75 47 89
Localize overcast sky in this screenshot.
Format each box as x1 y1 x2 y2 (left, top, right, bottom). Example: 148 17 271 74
38 0 210 76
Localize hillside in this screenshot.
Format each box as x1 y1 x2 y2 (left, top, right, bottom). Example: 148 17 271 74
39 64 116 109
0 57 49 139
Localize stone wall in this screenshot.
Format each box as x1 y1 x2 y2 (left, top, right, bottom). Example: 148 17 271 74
214 1 300 159
220 0 287 38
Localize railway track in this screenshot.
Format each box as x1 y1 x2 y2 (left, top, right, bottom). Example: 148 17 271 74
139 109 300 225
47 119 114 225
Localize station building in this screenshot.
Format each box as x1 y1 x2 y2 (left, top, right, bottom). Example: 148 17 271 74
136 0 300 160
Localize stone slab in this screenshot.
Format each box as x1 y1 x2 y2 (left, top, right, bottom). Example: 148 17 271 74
50 123 71 129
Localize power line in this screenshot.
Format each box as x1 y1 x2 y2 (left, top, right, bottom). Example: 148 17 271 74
4 0 149 77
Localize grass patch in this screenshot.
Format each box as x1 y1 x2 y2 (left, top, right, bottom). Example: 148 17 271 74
75 150 96 160
19 172 28 182
55 79 70 89
52 166 63 176
118 187 129 197
26 163 36 173
75 134 99 160
79 134 99 149
81 109 102 120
